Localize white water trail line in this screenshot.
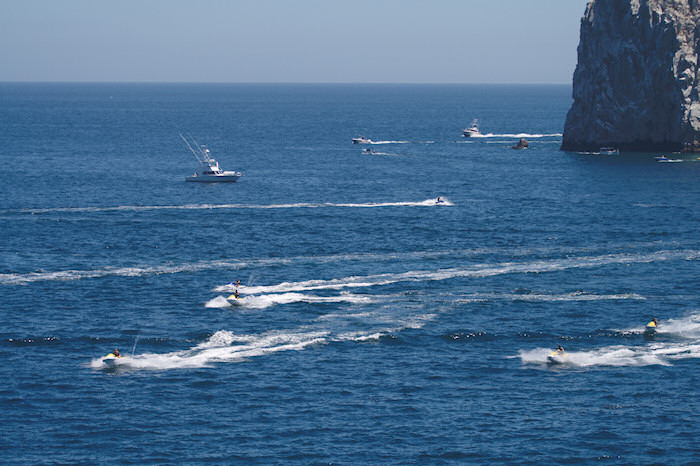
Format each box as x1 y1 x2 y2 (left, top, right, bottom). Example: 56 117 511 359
452 291 646 304
3 248 697 287
90 330 330 371
7 198 451 215
205 292 372 310
518 311 700 368
470 133 563 139
91 303 439 371
368 140 435 144
518 341 700 368
215 249 700 294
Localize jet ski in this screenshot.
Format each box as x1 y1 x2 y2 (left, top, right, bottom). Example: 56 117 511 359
226 294 245 306
102 353 124 367
435 197 446 205
644 319 658 335
546 350 567 365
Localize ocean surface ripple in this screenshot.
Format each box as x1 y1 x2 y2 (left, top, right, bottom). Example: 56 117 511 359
1 83 699 463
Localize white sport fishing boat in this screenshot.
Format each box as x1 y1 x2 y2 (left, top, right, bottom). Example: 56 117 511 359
463 119 481 137
181 134 242 182
599 147 619 155
352 135 372 144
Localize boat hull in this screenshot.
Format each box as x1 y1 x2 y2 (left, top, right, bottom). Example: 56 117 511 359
186 174 241 182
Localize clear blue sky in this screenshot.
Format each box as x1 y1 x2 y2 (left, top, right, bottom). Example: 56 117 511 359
0 0 590 83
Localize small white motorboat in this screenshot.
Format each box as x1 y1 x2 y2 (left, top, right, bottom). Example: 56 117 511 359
463 119 481 137
181 134 242 182
352 135 372 144
655 156 682 163
599 147 619 155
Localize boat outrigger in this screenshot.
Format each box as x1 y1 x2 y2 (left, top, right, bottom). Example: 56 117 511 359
181 134 242 182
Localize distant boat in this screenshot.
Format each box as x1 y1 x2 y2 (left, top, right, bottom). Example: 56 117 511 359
181 134 242 182
353 135 372 144
363 148 376 154
463 119 481 137
655 155 682 163
599 147 619 155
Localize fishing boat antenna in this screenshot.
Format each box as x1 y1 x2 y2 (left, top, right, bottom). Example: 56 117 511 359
188 134 214 163
180 133 205 166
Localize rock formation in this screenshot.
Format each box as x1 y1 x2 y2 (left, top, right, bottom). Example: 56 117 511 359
561 0 700 152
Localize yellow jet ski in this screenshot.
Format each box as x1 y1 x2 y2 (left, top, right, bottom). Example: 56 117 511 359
547 347 567 365
644 318 659 335
226 294 245 306
102 350 124 367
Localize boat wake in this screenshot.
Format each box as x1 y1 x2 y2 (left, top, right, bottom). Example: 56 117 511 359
470 133 562 139
454 291 646 304
7 198 450 215
205 292 371 309
92 304 438 371
519 311 700 368
369 140 435 144
91 330 329 371
214 249 700 295
4 248 697 286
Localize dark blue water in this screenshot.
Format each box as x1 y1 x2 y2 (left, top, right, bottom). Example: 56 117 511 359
1 83 699 464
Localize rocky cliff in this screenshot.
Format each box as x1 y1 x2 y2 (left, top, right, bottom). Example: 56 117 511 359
561 0 700 152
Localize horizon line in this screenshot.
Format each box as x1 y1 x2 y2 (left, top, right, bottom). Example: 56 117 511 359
0 80 573 86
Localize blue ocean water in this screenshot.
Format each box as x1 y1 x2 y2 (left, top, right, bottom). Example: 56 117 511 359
1 83 699 463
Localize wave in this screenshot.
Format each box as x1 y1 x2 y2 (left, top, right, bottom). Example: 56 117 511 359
204 292 372 310
215 249 700 294
7 198 449 215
